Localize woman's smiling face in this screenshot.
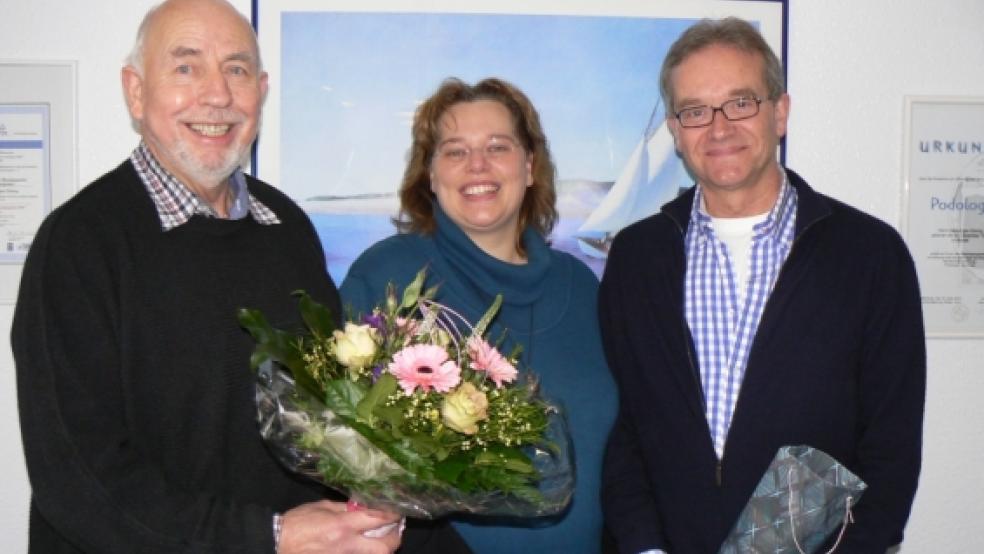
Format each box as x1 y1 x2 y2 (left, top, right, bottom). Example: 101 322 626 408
429 100 533 253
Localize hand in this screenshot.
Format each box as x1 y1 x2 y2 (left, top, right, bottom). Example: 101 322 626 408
278 500 402 554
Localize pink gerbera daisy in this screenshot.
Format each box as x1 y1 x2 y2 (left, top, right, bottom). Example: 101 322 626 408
467 336 518 388
387 344 461 395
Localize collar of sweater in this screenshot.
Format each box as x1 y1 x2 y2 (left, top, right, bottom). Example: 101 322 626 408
432 202 551 308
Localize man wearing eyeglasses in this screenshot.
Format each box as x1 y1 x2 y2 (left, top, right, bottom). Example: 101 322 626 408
599 17 925 554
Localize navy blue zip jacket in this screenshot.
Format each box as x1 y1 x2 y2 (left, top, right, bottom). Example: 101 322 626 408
600 169 925 554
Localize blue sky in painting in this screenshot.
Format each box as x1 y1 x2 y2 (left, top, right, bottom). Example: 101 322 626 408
278 12 695 200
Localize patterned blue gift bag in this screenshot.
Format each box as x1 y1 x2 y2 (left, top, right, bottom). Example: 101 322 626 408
719 445 866 554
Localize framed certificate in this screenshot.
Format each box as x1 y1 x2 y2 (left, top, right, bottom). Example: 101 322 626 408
902 96 984 338
0 60 76 267
0 104 50 263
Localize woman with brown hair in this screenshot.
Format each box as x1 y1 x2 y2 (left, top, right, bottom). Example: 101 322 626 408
340 77 616 553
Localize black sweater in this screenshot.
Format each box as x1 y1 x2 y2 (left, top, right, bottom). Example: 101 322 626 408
12 161 341 552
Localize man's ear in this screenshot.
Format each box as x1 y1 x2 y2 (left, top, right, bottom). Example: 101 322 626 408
121 66 145 121
259 71 269 104
773 92 791 139
667 116 681 151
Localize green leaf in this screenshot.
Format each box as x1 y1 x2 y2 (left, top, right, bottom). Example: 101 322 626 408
472 294 503 339
510 485 546 505
323 379 367 420
474 445 535 474
238 308 285 367
465 464 537 495
237 308 320 396
323 379 434 479
400 268 428 310
295 290 336 337
373 404 404 429
507 342 524 362
316 455 360 484
356 373 398 425
434 453 471 484
422 284 441 301
354 428 435 479
403 432 442 458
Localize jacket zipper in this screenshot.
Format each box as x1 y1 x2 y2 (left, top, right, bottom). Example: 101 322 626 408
671 212 720 486
668 188 829 490
715 213 827 489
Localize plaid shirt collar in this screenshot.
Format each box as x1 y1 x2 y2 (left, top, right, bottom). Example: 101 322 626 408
689 171 796 245
130 142 280 231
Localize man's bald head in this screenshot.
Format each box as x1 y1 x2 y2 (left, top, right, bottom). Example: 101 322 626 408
126 0 262 76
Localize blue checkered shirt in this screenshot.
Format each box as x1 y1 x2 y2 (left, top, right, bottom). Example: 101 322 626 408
129 143 280 231
684 174 797 459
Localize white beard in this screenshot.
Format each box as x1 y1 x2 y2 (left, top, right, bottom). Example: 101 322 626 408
172 136 249 189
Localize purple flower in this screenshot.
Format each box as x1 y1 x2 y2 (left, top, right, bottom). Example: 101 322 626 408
361 310 386 333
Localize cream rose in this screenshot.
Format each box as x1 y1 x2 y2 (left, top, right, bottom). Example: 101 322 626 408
331 323 378 369
441 382 489 435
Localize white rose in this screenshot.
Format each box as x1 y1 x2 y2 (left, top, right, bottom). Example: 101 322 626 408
331 323 378 369
441 382 489 435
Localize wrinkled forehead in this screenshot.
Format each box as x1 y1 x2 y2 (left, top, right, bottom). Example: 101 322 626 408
144 0 259 63
670 45 767 99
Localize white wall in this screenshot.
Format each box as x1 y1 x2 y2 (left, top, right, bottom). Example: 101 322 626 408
786 2 984 551
1 0 981 551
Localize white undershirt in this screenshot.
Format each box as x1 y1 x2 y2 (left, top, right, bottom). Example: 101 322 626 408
709 212 769 301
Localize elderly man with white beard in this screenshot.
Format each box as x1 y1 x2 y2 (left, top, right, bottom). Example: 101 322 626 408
10 1 471 553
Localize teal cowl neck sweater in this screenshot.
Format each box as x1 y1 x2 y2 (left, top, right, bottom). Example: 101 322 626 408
340 204 617 553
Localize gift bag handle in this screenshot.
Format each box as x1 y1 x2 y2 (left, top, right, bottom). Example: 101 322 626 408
788 467 855 554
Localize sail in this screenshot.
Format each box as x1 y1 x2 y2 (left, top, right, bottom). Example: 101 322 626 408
578 123 689 237
576 103 691 257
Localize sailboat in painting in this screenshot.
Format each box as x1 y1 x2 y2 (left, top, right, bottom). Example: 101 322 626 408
575 101 693 258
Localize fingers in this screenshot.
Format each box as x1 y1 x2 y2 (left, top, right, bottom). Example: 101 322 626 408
315 499 350 513
278 501 403 554
373 519 403 552
343 499 402 529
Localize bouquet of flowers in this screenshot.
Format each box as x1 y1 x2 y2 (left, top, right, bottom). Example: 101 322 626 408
238 269 573 519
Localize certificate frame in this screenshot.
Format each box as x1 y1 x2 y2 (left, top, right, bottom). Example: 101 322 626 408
251 1 787 283
0 60 77 267
0 103 50 264
902 95 984 338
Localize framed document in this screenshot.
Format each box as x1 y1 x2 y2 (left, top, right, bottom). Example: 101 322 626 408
0 60 77 268
251 0 787 283
0 104 50 263
903 96 984 338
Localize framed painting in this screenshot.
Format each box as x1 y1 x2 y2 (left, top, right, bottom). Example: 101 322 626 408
251 0 787 282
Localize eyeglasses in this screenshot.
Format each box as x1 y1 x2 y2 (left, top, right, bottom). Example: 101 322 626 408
435 135 522 164
674 96 764 128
